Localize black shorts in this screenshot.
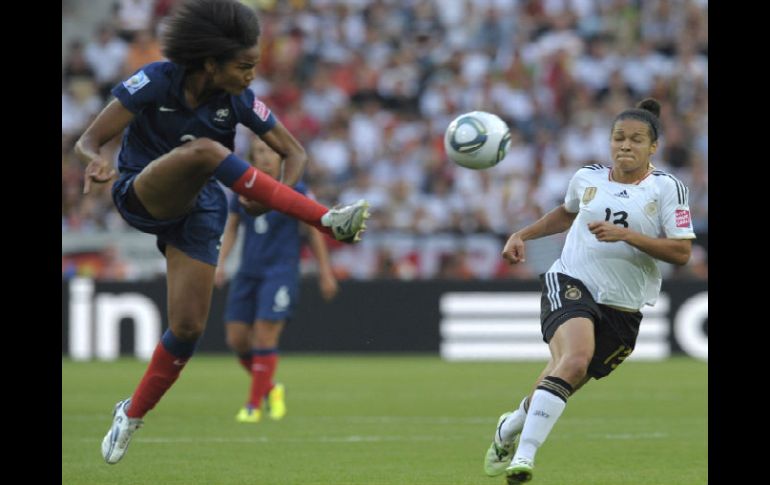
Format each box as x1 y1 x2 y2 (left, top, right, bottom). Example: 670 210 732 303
539 272 643 379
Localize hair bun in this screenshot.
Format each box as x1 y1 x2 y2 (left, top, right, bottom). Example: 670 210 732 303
636 98 661 118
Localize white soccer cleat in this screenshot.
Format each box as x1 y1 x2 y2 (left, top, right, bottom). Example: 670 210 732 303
101 398 143 464
483 412 519 476
321 199 370 243
505 456 534 484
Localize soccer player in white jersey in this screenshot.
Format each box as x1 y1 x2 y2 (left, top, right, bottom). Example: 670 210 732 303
483 98 695 484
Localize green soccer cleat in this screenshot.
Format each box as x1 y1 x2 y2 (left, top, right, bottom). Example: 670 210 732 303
266 383 287 420
235 406 261 423
321 199 370 243
483 412 519 476
505 456 534 484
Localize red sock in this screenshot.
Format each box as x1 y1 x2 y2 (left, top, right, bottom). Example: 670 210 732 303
232 167 333 237
248 352 278 408
126 343 188 418
238 355 252 374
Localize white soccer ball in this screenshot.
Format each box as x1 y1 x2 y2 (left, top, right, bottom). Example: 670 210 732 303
444 111 511 170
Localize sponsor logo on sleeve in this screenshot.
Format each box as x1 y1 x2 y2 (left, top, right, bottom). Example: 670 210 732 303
675 209 691 228
123 70 150 94
252 98 271 121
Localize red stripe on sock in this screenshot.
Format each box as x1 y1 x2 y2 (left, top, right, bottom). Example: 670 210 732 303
248 353 278 408
232 168 332 236
126 343 187 418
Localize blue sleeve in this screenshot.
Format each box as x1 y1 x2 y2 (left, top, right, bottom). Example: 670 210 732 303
234 89 277 135
111 62 171 114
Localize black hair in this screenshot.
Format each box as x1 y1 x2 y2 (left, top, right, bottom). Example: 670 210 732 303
162 0 261 70
612 98 662 142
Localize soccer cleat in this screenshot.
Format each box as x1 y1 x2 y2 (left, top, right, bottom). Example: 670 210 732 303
321 199 370 243
505 456 534 484
266 383 287 420
235 406 261 423
101 398 143 465
483 412 519 476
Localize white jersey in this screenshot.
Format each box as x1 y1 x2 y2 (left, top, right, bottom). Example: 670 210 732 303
548 164 696 310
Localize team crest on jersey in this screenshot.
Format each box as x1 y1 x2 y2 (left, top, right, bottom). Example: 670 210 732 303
564 285 582 300
123 70 150 94
213 108 230 123
252 98 271 121
582 187 597 204
645 201 658 215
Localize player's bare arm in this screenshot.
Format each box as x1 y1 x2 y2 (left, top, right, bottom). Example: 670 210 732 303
75 99 135 194
258 120 307 187
215 212 241 287
305 223 338 301
502 205 577 264
587 221 692 265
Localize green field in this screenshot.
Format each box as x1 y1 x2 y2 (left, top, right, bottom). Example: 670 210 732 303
62 355 707 485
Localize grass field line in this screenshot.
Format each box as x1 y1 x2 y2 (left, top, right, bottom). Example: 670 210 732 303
78 434 467 444
65 415 493 424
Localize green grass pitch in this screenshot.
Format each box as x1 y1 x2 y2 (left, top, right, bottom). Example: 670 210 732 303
62 355 707 485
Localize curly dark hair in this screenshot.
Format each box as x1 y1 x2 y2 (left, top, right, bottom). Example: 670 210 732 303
162 0 261 70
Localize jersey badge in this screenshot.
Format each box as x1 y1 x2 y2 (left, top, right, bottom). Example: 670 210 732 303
644 201 658 216
213 108 230 123
675 209 691 228
123 70 150 94
582 187 597 204
253 98 271 121
564 285 582 300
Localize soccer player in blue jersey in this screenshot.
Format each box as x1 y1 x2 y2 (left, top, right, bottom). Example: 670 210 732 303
74 0 368 464
215 136 339 423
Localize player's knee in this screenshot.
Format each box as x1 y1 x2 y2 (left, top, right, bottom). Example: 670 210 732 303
180 138 230 168
560 353 591 382
226 331 249 353
170 317 206 341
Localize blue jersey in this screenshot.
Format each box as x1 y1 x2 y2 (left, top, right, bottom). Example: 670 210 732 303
109 61 278 266
232 182 308 278
111 61 276 174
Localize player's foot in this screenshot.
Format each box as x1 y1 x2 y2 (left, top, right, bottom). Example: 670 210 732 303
483 412 519 476
505 456 534 484
101 398 143 464
235 406 261 423
321 199 369 243
266 383 286 420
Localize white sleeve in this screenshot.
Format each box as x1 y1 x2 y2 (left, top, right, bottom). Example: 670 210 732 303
563 171 582 213
658 175 696 239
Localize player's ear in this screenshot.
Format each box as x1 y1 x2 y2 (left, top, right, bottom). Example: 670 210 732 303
204 57 218 74
649 141 657 156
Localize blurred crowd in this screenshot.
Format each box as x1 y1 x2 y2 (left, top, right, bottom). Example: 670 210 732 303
62 0 708 281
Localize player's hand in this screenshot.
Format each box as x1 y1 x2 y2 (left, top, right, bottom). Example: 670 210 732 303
587 221 628 242
83 158 116 194
502 233 526 264
238 196 271 216
214 267 227 288
319 272 338 301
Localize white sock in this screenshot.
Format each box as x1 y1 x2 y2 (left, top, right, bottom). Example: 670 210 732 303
497 396 529 444
513 389 567 462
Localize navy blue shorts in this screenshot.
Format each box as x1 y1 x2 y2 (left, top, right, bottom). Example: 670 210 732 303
224 271 299 324
112 172 228 266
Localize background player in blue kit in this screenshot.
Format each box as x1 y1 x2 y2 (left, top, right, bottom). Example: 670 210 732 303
74 0 368 465
215 136 339 424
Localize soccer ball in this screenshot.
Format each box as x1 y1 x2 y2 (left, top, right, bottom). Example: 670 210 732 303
444 111 511 170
